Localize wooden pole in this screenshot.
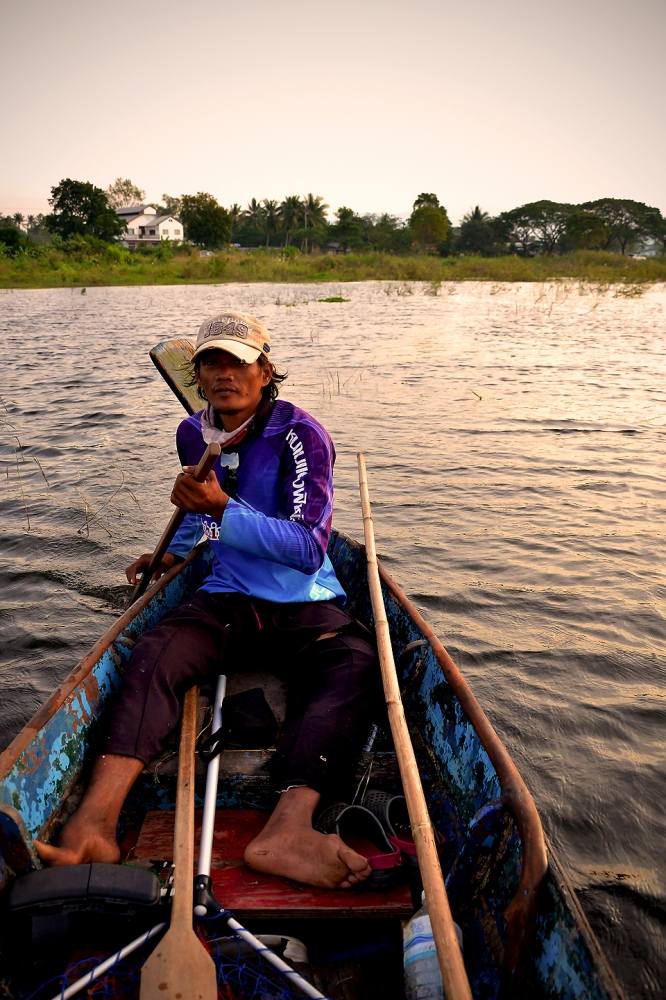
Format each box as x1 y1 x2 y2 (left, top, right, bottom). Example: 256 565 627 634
357 453 472 1000
128 442 221 605
140 687 217 999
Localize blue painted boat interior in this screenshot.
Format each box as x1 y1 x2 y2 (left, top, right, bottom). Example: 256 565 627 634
0 533 623 999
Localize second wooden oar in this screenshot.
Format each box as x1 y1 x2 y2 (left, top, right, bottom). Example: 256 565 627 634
140 686 217 1000
128 442 221 605
357 452 472 1000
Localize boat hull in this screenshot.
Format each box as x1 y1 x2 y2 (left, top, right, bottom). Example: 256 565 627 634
0 533 624 999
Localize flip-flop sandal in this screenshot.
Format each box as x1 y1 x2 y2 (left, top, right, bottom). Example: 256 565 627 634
315 802 402 889
361 789 426 868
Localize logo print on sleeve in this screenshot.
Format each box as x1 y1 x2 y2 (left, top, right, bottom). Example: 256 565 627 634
286 429 309 521
202 518 221 541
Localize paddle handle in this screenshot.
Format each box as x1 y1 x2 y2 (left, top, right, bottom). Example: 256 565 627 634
139 687 217 1000
171 686 199 925
357 453 472 1000
128 442 221 605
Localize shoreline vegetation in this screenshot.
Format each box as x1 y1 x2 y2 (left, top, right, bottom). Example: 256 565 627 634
2 246 665 290
4 186 665 289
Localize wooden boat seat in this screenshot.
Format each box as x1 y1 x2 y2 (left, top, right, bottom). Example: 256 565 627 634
130 808 413 920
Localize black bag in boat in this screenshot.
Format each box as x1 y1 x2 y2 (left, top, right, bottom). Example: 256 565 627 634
199 686 278 760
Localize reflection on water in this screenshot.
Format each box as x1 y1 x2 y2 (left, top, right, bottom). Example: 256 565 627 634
1 281 665 996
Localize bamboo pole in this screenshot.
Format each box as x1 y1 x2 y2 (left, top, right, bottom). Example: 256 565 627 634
357 453 472 1000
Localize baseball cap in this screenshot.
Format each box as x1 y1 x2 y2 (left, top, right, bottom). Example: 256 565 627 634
193 311 272 364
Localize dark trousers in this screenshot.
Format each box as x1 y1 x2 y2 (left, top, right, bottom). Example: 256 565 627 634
105 592 378 797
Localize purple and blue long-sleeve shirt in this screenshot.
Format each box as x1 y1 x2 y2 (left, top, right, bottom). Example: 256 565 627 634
167 400 346 604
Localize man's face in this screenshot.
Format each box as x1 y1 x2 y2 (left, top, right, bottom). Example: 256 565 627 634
196 349 271 429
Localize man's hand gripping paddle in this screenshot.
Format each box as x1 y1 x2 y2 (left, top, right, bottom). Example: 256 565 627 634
127 442 221 606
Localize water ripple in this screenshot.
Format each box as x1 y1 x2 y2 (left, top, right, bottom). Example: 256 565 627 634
1 281 665 997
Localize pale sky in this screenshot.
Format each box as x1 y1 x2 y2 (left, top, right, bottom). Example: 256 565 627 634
2 0 664 224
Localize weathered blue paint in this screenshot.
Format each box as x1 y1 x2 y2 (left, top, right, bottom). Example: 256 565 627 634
0 644 123 842
0 550 213 857
327 530 622 1000
0 534 623 999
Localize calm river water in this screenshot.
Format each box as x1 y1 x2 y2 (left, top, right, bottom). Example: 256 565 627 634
1 281 664 996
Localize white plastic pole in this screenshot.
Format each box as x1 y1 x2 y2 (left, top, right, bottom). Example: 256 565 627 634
193 674 328 999
196 674 227 879
223 913 327 1000
50 922 166 1000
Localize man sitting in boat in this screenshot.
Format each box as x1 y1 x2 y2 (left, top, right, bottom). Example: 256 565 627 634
36 310 378 890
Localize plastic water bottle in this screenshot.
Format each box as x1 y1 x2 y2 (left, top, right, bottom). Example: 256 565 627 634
403 893 462 999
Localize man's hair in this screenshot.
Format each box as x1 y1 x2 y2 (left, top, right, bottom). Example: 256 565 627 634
183 353 288 403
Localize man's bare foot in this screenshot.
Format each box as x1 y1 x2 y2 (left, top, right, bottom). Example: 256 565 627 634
34 753 143 867
244 787 373 889
245 824 372 888
35 830 120 867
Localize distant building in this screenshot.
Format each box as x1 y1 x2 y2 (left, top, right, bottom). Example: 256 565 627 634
630 237 661 258
116 204 183 248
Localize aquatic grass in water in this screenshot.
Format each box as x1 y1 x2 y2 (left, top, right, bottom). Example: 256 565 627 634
1 402 141 540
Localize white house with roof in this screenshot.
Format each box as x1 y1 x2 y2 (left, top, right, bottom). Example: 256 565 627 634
116 205 183 248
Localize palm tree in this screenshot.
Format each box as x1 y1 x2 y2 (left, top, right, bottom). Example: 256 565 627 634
462 205 490 225
12 213 24 230
244 198 265 228
279 195 303 247
301 194 328 251
227 203 243 241
242 199 265 247
458 206 498 256
262 199 280 247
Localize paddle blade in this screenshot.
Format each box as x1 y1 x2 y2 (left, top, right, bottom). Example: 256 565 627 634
140 924 217 999
150 338 199 415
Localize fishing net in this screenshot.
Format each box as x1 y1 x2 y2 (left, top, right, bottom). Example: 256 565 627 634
210 934 317 1000
21 930 318 1000
21 952 141 999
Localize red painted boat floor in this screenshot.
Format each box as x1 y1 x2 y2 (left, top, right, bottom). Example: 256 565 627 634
131 809 413 919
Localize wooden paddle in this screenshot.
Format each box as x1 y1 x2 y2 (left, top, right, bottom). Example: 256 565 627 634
140 686 217 1000
357 453 472 1000
149 337 200 415
128 442 221 605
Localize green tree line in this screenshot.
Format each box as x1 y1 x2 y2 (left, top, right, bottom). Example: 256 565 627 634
2 177 664 259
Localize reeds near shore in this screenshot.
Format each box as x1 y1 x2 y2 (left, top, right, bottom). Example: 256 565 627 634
1 246 665 288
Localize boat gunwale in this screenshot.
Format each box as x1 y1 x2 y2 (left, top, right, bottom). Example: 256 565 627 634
374 554 548 977
376 556 625 1000
0 553 195 779
0 335 629 999
543 845 626 1000
0 533 626 1000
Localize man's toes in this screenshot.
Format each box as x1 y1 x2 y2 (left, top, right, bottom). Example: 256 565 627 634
339 865 372 888
34 840 76 866
338 845 371 876
34 839 57 862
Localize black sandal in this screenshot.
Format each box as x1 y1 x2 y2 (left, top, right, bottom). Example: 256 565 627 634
315 802 403 889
